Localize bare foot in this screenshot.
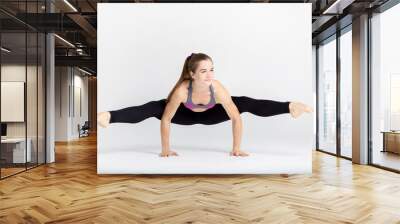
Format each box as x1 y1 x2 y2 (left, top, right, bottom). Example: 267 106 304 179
230 150 249 157
289 102 313 118
97 112 111 128
159 150 179 157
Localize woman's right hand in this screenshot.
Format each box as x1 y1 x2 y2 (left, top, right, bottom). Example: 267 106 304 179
159 150 179 157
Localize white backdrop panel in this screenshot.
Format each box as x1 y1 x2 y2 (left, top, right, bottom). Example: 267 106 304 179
98 3 313 174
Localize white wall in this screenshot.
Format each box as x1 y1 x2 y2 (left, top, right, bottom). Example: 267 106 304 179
72 72 89 138
98 3 313 174
55 67 89 141
55 66 68 141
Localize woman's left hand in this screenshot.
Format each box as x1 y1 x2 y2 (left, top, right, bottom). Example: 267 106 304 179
230 150 249 157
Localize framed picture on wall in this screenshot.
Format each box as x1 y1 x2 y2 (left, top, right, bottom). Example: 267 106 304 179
1 81 25 122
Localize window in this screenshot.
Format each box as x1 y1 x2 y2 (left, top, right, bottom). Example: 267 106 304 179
371 2 400 171
318 36 337 154
340 28 352 158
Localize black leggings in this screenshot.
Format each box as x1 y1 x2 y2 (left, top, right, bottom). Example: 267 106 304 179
109 96 290 125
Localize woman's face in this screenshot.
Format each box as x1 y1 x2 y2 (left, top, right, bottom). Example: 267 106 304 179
191 59 214 85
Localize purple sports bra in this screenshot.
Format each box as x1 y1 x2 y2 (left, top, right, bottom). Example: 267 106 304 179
184 80 216 110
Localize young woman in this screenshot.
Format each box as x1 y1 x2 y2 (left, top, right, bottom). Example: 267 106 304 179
97 53 313 157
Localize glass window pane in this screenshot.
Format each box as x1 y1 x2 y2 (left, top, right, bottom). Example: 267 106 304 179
27 31 38 169
0 1 46 179
371 3 400 171
340 29 352 158
318 37 337 154
38 32 45 165
1 31 27 178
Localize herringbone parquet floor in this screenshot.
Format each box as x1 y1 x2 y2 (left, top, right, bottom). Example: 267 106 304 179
1 133 400 224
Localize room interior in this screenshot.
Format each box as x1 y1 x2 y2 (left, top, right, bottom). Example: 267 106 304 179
0 0 400 223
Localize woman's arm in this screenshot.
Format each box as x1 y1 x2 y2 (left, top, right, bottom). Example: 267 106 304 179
213 80 249 156
160 87 185 156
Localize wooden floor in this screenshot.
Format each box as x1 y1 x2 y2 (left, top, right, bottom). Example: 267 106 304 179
1 167 26 178
1 134 400 224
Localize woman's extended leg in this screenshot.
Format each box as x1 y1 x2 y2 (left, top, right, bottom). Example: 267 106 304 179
108 99 166 124
100 99 199 126
232 96 290 116
231 96 312 118
194 96 292 125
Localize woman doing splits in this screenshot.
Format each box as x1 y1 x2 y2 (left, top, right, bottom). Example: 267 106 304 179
97 53 313 157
